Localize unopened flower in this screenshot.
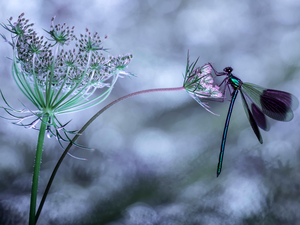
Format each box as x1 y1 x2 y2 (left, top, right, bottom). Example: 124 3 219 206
0 13 133 148
183 54 222 115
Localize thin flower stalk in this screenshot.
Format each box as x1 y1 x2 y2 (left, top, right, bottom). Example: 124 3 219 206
35 54 223 222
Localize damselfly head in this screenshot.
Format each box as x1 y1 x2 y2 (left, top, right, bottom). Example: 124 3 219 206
223 67 233 74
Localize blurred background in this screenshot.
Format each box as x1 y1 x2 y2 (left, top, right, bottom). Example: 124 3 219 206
1 0 300 224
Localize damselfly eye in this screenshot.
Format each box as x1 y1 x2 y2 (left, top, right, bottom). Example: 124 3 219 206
223 67 233 74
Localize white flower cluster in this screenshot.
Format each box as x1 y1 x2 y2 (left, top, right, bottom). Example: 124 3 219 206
0 13 133 138
10 14 133 96
183 57 223 115
185 64 222 99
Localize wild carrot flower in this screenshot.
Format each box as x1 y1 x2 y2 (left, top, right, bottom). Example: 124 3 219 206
1 13 134 225
183 54 223 115
0 13 133 144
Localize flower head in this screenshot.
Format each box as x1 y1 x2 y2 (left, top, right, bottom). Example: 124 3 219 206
0 13 133 148
183 53 223 115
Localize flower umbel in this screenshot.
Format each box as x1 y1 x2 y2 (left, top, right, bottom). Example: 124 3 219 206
183 53 223 115
0 14 133 147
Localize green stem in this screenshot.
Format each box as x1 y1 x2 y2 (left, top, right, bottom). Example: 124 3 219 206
35 86 185 223
29 113 49 225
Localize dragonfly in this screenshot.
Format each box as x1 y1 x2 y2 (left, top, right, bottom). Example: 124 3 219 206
209 64 299 177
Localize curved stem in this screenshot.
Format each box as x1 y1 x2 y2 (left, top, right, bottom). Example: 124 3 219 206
35 86 185 223
29 114 49 225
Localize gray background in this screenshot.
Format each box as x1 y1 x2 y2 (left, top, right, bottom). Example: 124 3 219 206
1 0 300 224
